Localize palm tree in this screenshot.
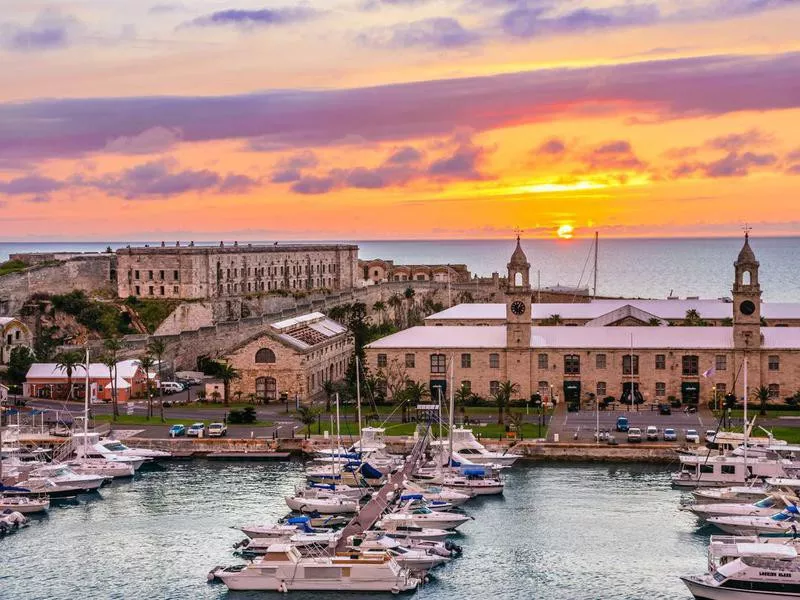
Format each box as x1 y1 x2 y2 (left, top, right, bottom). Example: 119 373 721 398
388 294 403 327
403 287 416 327
233 390 243 404
685 309 707 326
544 314 563 326
138 353 156 419
322 379 337 412
647 317 662 326
103 337 123 418
492 380 520 425
296 405 322 439
507 412 525 440
721 317 734 326
403 380 429 424
210 390 222 403
55 350 85 401
372 300 386 326
217 362 241 405
753 385 771 416
146 338 167 422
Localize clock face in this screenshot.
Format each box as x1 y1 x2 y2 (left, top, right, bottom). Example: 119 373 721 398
510 300 526 316
740 300 756 316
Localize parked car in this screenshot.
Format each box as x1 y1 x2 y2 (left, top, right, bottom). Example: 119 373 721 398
627 427 643 443
658 403 671 415
208 422 227 437
616 416 630 432
663 428 678 442
187 422 205 437
645 426 659 441
169 424 186 438
705 430 717 443
685 429 700 443
160 382 185 395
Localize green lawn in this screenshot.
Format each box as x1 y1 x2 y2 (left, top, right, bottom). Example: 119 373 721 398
715 409 800 418
309 420 545 440
94 414 273 427
764 428 800 444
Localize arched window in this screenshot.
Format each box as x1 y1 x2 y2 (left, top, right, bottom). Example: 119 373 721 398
255 348 276 363
514 272 523 286
742 270 751 285
256 376 277 400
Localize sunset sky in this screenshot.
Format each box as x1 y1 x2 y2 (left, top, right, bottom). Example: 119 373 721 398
0 0 798 241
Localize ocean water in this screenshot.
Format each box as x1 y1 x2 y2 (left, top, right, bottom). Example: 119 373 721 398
1 237 798 301
1 461 707 600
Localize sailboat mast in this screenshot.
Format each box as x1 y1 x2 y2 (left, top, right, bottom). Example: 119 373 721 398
593 231 599 299
355 356 362 449
335 392 341 453
743 355 748 468
448 355 454 464
84 346 90 462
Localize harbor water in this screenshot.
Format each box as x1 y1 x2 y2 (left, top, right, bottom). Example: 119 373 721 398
1 461 709 599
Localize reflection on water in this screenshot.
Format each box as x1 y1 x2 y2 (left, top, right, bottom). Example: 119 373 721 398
2 461 705 599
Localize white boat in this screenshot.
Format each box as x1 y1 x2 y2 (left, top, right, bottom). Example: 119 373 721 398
682 494 799 520
285 492 358 514
672 454 794 488
440 471 504 496
236 531 339 555
301 482 370 500
708 507 800 537
382 506 471 530
95 438 171 461
693 485 771 505
68 458 135 479
403 481 471 506
236 516 332 540
0 509 29 533
352 537 451 570
0 496 49 514
376 518 452 542
210 543 420 592
20 464 105 495
431 427 521 467
681 534 800 599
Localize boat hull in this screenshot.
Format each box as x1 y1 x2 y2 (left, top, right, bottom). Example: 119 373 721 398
219 572 419 592
285 496 357 514
681 575 800 600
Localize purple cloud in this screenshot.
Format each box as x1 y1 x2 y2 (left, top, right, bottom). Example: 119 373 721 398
219 174 259 193
2 12 79 52
291 175 337 195
536 138 567 156
359 17 481 49
0 175 64 195
184 7 317 29
1 52 798 161
706 128 774 152
704 151 778 177
270 169 302 183
502 4 660 38
386 146 424 164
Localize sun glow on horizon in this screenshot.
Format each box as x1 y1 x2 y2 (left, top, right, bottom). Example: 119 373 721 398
557 224 575 239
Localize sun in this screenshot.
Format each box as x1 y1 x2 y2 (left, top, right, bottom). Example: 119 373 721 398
557 224 574 239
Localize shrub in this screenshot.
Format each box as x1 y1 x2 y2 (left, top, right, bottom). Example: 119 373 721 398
0 259 27 277
228 406 257 424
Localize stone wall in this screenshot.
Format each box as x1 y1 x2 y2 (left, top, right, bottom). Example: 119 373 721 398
0 256 115 316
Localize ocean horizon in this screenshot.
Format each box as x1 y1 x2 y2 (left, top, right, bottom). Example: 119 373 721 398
2 236 799 302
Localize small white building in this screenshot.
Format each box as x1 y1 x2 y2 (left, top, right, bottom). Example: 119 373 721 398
0 317 33 364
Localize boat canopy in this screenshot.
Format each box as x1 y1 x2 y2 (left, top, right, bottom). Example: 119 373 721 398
461 467 488 477
286 516 311 524
359 463 384 479
400 494 423 501
0 484 31 493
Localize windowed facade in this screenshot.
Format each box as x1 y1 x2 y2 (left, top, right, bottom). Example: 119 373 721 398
538 381 549 398
461 353 472 368
430 354 446 374
564 354 580 375
682 355 699 376
596 381 607 397
655 354 666 370
538 354 548 370
596 353 607 369
769 355 780 371
489 381 500 395
255 348 277 364
405 353 415 368
489 353 500 368
622 355 639 375
715 355 727 371
655 382 666 397
461 381 471 393
769 384 780 399
377 353 387 368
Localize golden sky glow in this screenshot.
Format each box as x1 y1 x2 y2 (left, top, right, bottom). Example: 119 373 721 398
0 1 798 241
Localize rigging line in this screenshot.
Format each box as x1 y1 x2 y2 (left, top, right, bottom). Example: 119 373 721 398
570 238 595 304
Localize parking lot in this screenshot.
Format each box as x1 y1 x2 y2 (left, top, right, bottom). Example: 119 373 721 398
558 404 709 443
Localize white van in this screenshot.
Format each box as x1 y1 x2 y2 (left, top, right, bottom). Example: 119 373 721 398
160 381 185 395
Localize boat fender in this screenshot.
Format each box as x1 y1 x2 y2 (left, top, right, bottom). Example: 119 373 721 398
278 581 288 593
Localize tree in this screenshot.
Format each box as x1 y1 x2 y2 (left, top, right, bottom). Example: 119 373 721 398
233 390 243 404
454 384 472 413
753 385 771 416
684 309 707 327
55 350 85 401
492 380 520 425
403 287 416 326
508 412 525 440
138 354 156 418
372 300 386 325
721 317 734 326
322 379 337 412
6 346 35 387
543 314 563 326
296 405 322 439
210 390 222 403
647 318 662 326
103 337 123 418
403 380 429 424
216 362 241 405
388 294 404 327
146 338 167 422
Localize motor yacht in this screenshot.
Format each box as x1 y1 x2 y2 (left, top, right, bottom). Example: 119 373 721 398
376 518 452 542
351 538 451 571
0 509 29 534
19 464 105 496
693 485 771 505
235 531 339 556
285 489 358 514
301 482 370 500
672 454 795 488
682 494 799 521
95 438 171 461
681 534 800 599
68 458 135 479
209 543 420 592
403 480 472 506
430 428 522 467
708 506 800 537
236 516 333 540
382 505 472 530
0 495 50 514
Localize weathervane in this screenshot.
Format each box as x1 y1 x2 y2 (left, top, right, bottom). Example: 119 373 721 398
743 223 753 239
513 226 524 241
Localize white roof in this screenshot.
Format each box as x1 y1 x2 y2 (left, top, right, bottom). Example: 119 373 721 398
26 359 142 381
0 317 23 327
269 311 348 351
425 300 800 322
368 326 800 350
272 312 329 331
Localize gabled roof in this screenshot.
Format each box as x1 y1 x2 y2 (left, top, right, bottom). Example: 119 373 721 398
25 359 143 381
584 305 664 327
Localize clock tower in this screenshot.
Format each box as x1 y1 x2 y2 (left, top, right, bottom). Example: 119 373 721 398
505 236 532 397
732 232 762 350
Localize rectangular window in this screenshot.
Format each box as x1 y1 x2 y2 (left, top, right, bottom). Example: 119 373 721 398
148 286 154 295
655 382 666 397
430 354 446 374
159 270 165 280
461 380 471 393
134 270 140 280
715 355 727 371
489 353 500 368
596 353 607 369
769 384 780 399
135 285 140 295
721 465 736 475
538 353 548 370
682 355 699 376
148 270 153 280
700 464 714 474
655 354 666 370
405 353 415 368
622 355 639 375
769 355 780 371
461 353 471 368
173 285 179 294
596 381 606 397
489 380 500 395
564 354 580 375
159 286 164 296
173 270 179 280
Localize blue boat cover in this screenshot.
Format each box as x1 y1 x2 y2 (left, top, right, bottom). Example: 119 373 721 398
360 463 384 479
0 485 31 493
462 467 487 476
310 483 335 490
287 516 310 524
400 494 424 501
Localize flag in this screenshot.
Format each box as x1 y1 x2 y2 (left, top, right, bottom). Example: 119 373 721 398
702 366 716 378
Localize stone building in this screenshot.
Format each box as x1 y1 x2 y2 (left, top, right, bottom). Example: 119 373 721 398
117 243 359 300
359 259 470 285
365 235 800 406
223 312 353 402
0 317 32 364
